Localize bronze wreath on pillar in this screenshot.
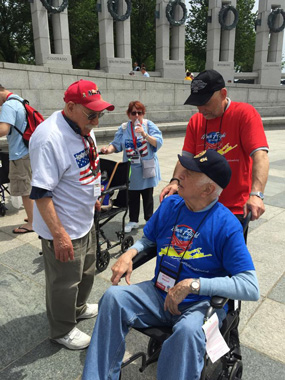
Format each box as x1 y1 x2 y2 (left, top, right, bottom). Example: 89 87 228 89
166 0 187 26
107 0 132 22
267 8 285 33
218 5 239 30
40 0 68 14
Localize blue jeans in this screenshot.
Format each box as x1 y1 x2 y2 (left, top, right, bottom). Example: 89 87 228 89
82 281 226 380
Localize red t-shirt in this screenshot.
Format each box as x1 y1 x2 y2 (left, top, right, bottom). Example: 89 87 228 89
182 101 269 214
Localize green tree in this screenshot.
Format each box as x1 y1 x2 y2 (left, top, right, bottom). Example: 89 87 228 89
185 0 257 72
68 0 100 69
130 0 156 70
0 0 34 64
185 0 208 73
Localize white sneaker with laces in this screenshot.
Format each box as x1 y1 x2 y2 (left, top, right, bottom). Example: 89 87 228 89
77 303 98 320
124 222 139 233
53 327 91 350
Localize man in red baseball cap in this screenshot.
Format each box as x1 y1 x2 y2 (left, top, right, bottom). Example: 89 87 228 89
29 80 114 350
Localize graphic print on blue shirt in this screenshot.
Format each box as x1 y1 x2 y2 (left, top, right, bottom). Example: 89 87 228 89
74 149 97 185
125 138 148 158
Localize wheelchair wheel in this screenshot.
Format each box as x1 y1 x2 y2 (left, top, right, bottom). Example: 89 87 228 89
0 204 6 216
121 236 134 253
96 250 110 272
229 360 243 380
147 337 162 358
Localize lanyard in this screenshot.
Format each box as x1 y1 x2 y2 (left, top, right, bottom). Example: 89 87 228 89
159 204 213 281
130 122 138 150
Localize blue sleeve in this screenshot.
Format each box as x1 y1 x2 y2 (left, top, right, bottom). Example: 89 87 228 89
147 120 163 152
30 186 53 200
110 125 125 153
200 270 260 301
130 235 157 252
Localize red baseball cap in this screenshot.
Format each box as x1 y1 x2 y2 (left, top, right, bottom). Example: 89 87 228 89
64 80 114 112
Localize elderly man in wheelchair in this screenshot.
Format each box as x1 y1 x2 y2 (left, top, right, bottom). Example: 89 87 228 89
83 149 259 380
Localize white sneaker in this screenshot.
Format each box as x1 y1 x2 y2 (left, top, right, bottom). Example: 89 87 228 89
124 222 139 233
77 303 98 320
53 327 91 350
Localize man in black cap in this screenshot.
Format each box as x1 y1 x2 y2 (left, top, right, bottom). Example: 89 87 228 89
83 149 259 380
160 69 269 228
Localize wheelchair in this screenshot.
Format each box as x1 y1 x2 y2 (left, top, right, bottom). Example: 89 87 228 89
95 158 134 272
120 212 251 380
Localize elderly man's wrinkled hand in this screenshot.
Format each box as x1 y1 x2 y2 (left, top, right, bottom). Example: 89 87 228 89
53 231 74 262
164 279 191 315
111 250 136 285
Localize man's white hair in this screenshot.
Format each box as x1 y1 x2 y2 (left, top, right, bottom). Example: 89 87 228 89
198 174 223 197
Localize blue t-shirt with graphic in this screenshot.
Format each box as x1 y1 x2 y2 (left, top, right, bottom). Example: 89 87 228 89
144 195 255 304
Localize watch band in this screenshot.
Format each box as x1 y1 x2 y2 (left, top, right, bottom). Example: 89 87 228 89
250 191 264 200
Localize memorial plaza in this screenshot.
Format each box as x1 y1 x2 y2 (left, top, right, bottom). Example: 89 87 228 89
0 128 284 380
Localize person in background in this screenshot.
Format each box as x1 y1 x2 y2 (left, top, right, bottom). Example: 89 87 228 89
82 150 259 380
184 72 192 81
0 84 34 233
141 67 150 77
100 101 163 233
29 80 114 350
133 62 140 71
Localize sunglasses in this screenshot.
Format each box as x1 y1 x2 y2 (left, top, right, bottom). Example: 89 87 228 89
80 105 104 120
131 111 143 116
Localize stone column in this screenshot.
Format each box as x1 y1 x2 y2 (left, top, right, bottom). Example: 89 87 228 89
253 0 285 85
155 0 186 79
30 0 72 68
98 0 132 73
206 0 237 83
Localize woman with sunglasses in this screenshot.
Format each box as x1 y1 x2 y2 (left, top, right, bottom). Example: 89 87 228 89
100 101 163 233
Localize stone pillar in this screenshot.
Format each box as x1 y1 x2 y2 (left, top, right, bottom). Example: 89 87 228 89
98 0 132 73
206 0 237 83
30 0 72 68
155 0 186 79
253 0 285 85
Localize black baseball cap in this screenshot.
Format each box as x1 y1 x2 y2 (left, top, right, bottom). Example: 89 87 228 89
178 150 231 189
184 70 225 106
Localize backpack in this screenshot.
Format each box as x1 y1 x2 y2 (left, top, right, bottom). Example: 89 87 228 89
6 97 44 148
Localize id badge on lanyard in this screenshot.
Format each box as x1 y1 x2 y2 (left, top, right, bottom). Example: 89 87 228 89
155 255 180 293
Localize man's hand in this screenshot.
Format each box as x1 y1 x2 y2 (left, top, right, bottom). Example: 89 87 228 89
95 199 101 212
164 278 192 315
159 182 179 203
53 230 74 262
110 249 137 285
244 196 265 221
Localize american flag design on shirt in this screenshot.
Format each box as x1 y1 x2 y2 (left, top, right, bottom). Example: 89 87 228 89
125 138 148 158
74 149 100 185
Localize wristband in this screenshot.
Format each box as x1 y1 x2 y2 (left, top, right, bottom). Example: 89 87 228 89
169 177 180 184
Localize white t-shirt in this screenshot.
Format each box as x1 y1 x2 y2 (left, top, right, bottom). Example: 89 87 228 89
29 111 100 240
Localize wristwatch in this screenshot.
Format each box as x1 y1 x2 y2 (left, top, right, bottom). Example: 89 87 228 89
250 191 264 200
190 280 200 295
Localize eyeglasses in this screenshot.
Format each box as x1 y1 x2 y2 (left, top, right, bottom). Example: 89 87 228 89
131 111 143 116
80 105 104 120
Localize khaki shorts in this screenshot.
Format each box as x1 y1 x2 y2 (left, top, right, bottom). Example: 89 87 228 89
9 154 32 196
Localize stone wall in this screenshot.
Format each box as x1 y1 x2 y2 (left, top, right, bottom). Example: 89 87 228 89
1 62 285 128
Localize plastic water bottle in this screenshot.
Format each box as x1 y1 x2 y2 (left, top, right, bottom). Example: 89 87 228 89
134 119 141 137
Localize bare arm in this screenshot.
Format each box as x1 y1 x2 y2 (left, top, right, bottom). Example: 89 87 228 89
0 122 11 137
35 197 74 262
244 150 269 220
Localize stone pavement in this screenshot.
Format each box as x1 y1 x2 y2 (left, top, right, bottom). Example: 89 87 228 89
0 130 284 380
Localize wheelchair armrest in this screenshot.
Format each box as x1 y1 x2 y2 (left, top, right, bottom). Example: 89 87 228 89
132 246 157 270
101 185 128 196
210 296 229 309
